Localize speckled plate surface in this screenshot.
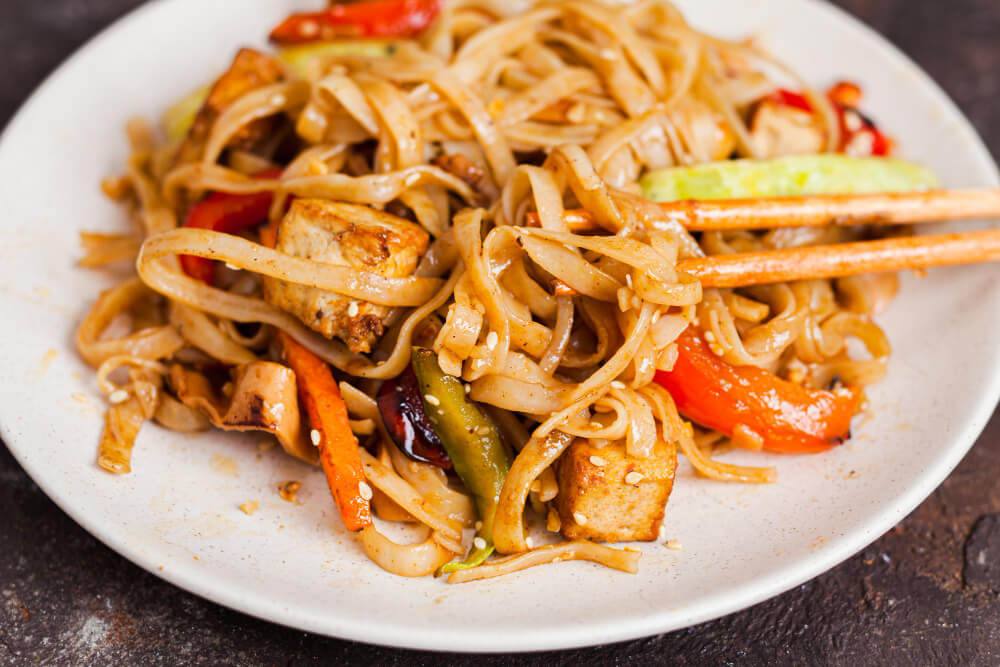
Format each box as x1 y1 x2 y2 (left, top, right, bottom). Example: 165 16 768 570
0 0 997 653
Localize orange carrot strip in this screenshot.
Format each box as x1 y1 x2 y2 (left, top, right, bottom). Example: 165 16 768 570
280 331 373 531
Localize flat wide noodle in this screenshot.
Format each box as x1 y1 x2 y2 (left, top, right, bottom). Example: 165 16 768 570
447 541 641 583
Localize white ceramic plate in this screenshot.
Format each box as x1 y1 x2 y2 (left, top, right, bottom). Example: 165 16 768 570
1 0 997 653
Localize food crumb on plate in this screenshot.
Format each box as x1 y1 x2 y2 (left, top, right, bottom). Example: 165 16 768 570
278 480 302 503
239 500 260 515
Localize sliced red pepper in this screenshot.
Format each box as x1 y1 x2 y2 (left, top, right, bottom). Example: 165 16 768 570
655 328 862 454
179 168 282 284
270 0 442 44
769 89 814 113
377 367 452 469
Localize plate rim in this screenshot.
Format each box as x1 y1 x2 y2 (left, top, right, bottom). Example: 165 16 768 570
1 0 998 652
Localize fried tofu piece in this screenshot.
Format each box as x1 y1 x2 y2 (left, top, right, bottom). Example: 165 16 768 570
175 48 285 164
555 438 677 543
749 100 825 158
263 199 429 354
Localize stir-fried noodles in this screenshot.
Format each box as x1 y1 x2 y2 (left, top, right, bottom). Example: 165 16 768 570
78 0 909 581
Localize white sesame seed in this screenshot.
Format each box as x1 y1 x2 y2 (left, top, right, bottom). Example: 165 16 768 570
525 536 535 549
358 481 374 501
573 512 588 525
625 472 644 485
665 539 683 551
589 455 607 467
611 380 626 390
224 262 240 271
300 19 320 37
424 394 441 406
108 389 129 405
485 331 499 349
347 302 360 318
473 536 487 550
464 384 471 394
626 274 633 288
310 429 321 446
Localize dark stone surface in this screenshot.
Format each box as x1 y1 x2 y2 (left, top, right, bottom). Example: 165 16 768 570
2 0 1000 664
964 514 1000 592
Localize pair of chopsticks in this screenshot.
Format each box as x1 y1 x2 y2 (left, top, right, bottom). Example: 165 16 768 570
526 188 1000 287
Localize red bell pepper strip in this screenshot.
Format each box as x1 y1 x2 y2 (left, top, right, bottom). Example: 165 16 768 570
179 168 282 284
270 0 442 45
769 89 814 113
655 328 862 454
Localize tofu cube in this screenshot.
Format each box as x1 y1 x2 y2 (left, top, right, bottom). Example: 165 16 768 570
263 199 429 354
555 438 677 543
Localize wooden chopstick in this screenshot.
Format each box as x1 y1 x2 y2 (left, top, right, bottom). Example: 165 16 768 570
526 188 1000 232
679 228 1000 287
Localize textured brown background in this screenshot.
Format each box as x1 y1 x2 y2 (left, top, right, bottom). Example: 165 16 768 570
2 1 1000 664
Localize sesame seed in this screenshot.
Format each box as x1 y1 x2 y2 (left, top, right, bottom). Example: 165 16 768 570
611 380 626 390
464 384 471 394
300 19 320 37
347 302 360 318
108 389 129 405
625 472 644 485
224 262 240 271
573 512 588 525
310 429 321 446
665 539 683 551
704 331 716 343
589 455 607 467
525 536 535 549
358 481 374 501
485 331 499 349
308 158 329 176
589 421 603 429
424 394 440 406
473 536 487 550
475 425 491 436
652 310 661 323
566 104 586 123
626 274 633 288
